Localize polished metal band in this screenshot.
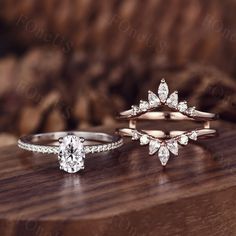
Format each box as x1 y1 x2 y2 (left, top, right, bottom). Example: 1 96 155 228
119 128 217 140
18 131 123 155
118 111 217 130
118 110 218 122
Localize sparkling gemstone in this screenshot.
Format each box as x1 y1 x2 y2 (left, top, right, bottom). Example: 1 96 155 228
187 107 196 116
167 91 178 108
158 79 169 103
132 130 139 140
140 134 149 145
58 135 85 173
148 91 160 108
139 100 149 112
178 135 189 145
158 145 170 166
189 131 198 141
178 101 188 112
166 139 178 155
131 105 140 116
149 140 161 155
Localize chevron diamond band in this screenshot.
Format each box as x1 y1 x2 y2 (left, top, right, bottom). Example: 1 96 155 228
117 79 218 166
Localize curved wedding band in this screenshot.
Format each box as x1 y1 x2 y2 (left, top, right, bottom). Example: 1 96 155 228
117 79 218 166
18 131 123 173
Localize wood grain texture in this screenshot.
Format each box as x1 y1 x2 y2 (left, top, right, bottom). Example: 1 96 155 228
0 121 236 236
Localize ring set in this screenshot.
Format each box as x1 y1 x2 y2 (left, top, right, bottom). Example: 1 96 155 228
117 79 217 166
18 79 218 173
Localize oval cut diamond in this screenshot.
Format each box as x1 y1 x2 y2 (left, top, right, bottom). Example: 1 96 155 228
58 135 85 173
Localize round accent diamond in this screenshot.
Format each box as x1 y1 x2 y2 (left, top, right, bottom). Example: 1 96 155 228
58 135 85 173
131 105 140 116
178 101 188 113
178 135 189 145
187 107 196 117
139 100 149 112
132 130 139 140
140 134 149 145
189 131 198 141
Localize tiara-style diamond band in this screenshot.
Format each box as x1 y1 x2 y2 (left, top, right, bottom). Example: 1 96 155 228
117 79 218 167
118 79 217 121
119 128 216 166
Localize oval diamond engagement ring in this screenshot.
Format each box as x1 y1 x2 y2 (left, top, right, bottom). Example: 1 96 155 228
18 132 123 173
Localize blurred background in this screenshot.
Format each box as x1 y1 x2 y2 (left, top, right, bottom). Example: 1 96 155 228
0 0 236 146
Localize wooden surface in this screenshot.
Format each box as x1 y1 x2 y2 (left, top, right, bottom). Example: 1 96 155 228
0 121 236 236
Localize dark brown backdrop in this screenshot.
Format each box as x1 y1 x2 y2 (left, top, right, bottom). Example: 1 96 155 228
0 0 236 145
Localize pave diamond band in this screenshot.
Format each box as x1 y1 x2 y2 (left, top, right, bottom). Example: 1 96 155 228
18 131 123 173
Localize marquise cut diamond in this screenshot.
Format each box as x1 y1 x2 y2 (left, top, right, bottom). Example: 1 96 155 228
149 140 161 155
158 79 169 103
148 91 160 108
58 135 85 173
166 139 178 155
158 145 170 166
167 91 178 108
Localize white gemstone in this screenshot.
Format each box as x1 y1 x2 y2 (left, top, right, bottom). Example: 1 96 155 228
149 140 161 155
187 107 196 116
58 135 85 173
158 79 169 103
158 145 170 166
139 100 149 112
178 135 189 145
189 131 198 141
166 139 178 155
140 134 149 145
132 130 139 140
167 91 178 108
178 101 188 112
131 105 140 116
148 91 160 108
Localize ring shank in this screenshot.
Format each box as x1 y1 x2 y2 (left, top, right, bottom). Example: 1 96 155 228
18 131 123 155
118 111 217 121
119 128 217 140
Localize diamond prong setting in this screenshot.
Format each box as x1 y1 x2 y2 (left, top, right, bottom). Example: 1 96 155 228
129 79 197 117
133 130 198 166
58 135 86 173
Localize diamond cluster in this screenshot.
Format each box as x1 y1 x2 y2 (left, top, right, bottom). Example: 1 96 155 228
132 130 198 166
131 79 196 117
